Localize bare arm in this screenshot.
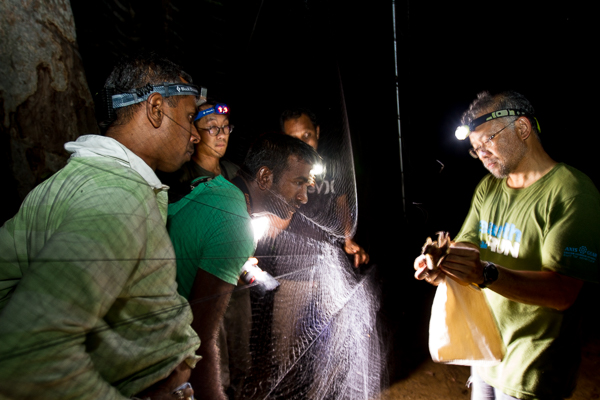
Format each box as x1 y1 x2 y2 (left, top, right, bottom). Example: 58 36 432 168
187 269 234 400
336 195 369 267
440 242 584 311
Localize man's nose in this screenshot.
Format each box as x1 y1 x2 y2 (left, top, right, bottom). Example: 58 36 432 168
297 187 308 205
478 148 491 158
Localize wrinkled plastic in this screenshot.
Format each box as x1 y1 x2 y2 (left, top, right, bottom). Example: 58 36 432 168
429 276 505 366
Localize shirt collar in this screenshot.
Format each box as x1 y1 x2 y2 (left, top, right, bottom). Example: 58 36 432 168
64 134 166 190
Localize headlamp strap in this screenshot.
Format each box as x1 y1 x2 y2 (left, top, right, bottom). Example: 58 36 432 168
111 82 202 109
469 109 530 131
533 116 542 133
194 103 230 121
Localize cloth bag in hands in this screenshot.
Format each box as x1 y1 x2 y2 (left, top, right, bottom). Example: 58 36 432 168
429 276 505 366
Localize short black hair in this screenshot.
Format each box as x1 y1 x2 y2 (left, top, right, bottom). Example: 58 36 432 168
242 132 321 184
279 107 319 132
461 91 539 136
100 52 193 129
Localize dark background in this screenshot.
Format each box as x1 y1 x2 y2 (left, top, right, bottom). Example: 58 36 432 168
33 0 600 384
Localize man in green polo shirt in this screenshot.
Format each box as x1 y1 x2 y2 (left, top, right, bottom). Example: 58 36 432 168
0 54 202 400
167 132 320 400
414 91 600 400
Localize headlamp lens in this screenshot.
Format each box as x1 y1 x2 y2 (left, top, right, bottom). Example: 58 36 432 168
455 125 470 140
310 163 324 176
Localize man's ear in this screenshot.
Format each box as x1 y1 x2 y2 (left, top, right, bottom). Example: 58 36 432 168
257 166 274 190
146 92 164 129
316 125 320 140
516 116 532 141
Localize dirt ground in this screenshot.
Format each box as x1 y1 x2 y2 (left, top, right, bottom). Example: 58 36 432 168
379 336 600 400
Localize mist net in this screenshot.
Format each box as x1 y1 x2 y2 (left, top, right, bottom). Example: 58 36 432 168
219 92 387 399
0 88 387 400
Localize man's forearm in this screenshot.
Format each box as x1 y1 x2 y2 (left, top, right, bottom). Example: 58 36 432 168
188 270 234 400
484 267 583 311
189 341 227 400
441 242 584 311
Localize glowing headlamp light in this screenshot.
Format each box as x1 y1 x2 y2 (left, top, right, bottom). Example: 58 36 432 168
244 214 280 294
251 215 269 243
110 83 206 109
310 162 324 176
455 125 470 140
455 109 534 140
194 103 230 121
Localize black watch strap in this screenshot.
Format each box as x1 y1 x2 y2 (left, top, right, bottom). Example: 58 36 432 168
479 261 499 288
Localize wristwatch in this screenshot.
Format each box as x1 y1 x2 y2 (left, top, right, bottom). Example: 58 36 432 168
479 261 499 288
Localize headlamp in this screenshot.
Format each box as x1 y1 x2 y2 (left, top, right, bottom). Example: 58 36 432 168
110 82 206 109
310 162 324 176
244 213 280 294
251 215 269 244
454 109 537 140
194 103 230 122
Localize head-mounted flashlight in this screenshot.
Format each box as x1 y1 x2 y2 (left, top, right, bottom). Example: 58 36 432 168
194 103 230 121
109 82 206 109
455 109 539 140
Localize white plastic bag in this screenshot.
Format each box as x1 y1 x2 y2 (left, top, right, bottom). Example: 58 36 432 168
429 277 505 366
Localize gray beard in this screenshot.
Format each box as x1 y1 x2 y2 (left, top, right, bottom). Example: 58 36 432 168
489 141 527 179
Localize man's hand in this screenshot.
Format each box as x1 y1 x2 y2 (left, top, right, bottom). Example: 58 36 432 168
414 254 445 286
414 232 453 286
438 243 484 286
440 243 584 310
344 238 369 268
134 361 193 400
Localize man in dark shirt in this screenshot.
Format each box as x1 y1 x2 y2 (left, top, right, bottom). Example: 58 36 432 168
280 107 369 267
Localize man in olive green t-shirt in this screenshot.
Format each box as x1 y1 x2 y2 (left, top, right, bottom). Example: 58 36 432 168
414 91 600 400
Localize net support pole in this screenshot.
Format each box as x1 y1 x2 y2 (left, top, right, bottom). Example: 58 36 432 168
392 0 407 216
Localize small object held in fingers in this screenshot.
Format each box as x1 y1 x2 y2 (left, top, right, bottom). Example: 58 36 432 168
172 382 194 400
421 231 452 270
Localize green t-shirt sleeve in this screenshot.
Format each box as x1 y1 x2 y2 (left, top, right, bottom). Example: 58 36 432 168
455 176 488 246
199 211 254 285
542 193 600 283
169 177 255 297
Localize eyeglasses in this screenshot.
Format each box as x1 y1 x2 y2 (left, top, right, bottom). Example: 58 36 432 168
196 124 234 136
468 120 515 158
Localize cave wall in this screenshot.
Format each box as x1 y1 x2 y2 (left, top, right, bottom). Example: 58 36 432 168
0 0 98 223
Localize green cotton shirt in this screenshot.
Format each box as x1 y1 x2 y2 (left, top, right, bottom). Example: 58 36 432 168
167 175 255 299
0 135 200 400
455 163 600 400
